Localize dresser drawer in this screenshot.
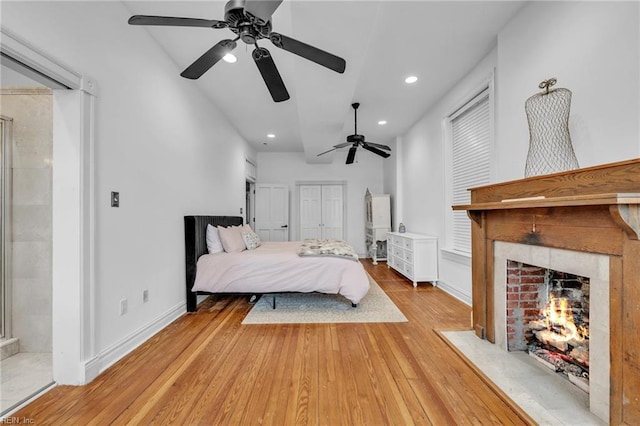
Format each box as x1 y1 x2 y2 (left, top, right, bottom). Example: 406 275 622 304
390 235 401 246
402 238 413 250
403 250 413 263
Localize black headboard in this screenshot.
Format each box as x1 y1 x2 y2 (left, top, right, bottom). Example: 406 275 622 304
184 215 243 312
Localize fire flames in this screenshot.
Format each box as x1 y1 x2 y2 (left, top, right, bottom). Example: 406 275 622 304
529 295 589 361
541 296 588 342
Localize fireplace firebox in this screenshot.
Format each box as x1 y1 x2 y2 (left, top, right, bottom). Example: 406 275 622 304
506 260 590 392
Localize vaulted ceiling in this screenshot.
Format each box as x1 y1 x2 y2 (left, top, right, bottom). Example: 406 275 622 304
124 1 524 163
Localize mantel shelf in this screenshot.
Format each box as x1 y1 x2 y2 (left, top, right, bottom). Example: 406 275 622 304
452 192 640 212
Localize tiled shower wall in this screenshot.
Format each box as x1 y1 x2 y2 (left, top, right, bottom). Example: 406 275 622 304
1 88 53 353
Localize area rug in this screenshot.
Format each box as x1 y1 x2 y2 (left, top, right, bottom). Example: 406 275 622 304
242 276 407 324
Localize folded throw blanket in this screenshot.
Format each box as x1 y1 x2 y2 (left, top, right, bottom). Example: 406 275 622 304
298 239 359 262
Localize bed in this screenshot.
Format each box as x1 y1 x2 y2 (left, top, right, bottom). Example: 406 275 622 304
184 215 370 312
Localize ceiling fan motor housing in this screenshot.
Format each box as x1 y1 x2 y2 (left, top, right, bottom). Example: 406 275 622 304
347 134 365 143
225 0 271 44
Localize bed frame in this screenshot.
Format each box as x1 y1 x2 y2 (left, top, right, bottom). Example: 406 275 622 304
184 215 244 312
184 215 358 312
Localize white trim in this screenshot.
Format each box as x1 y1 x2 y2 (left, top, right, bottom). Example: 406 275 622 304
2 383 57 419
435 281 472 306
440 248 471 266
1 27 80 90
83 302 185 382
442 71 495 253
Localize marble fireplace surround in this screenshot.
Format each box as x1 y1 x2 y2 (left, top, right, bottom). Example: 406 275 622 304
493 241 609 421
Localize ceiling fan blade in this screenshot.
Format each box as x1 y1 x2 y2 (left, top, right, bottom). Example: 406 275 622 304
333 142 350 149
244 0 283 25
269 32 346 74
317 148 337 157
252 47 290 102
362 144 390 158
364 141 391 151
181 39 237 79
346 146 357 164
128 15 226 29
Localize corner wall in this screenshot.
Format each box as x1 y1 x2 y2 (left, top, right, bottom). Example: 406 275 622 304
387 1 640 304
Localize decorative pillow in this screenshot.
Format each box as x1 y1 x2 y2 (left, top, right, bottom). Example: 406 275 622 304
241 224 253 233
217 225 246 253
242 230 262 250
206 224 224 254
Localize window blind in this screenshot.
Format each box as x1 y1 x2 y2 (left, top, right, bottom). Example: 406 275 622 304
450 90 490 253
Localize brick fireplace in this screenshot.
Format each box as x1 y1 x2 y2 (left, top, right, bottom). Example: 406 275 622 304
494 242 609 421
453 158 640 425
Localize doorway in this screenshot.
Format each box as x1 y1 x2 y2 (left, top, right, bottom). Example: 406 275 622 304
0 84 54 414
245 180 255 228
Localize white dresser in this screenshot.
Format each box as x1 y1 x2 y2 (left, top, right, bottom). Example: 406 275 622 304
387 232 438 287
365 189 391 264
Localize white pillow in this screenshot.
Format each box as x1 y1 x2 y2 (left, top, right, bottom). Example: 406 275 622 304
206 224 224 254
242 230 262 250
217 225 246 253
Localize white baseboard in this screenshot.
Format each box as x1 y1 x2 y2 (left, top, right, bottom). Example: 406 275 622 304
436 281 472 306
83 302 185 383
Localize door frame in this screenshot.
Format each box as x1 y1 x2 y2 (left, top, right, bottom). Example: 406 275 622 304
1 27 98 385
294 180 347 241
0 116 13 341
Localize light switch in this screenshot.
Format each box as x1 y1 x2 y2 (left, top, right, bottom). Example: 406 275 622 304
111 191 120 207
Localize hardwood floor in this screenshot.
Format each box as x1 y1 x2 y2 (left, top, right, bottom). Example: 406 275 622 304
15 261 532 425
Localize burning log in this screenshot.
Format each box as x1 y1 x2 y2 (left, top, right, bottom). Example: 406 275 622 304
534 329 569 352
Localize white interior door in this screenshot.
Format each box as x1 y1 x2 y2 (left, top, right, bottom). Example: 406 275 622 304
321 185 344 240
299 185 321 239
298 183 344 240
255 184 289 241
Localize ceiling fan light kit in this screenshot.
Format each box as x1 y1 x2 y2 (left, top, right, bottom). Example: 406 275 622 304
318 103 392 164
128 0 346 103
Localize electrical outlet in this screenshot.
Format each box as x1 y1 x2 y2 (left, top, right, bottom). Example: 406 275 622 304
111 191 120 207
143 289 149 303
120 298 128 315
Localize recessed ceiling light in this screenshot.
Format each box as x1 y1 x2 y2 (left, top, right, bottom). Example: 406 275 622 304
223 53 237 63
404 75 418 84
267 133 275 138
378 120 387 125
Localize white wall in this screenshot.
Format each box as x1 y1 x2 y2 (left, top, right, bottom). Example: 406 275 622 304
257 151 384 255
387 50 497 304
496 1 640 181
2 1 254 373
388 1 640 304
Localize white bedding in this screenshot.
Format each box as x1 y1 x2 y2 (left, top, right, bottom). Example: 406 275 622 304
192 241 370 304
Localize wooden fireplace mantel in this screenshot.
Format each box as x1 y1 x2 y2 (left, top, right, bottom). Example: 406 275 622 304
453 158 640 425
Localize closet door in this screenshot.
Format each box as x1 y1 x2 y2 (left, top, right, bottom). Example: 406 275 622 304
298 184 344 240
299 185 322 239
321 185 343 240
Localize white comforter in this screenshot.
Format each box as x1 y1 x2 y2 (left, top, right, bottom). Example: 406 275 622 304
192 241 370 304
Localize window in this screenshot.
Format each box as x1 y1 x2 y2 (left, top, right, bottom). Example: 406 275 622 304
448 88 491 254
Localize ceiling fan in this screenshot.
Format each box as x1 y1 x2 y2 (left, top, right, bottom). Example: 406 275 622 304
128 0 346 102
318 103 391 164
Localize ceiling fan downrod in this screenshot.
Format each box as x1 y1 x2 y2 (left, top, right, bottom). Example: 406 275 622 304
352 102 360 136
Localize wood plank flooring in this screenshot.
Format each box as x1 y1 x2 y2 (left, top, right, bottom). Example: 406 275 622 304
14 261 532 425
